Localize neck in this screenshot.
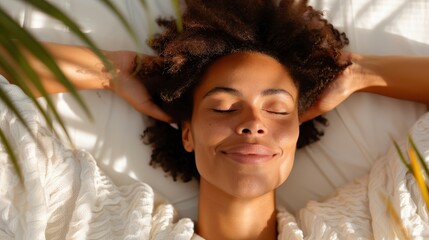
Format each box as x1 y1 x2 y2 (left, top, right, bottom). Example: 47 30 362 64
197 178 277 240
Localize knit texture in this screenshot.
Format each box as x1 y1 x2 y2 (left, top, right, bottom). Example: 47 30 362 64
0 76 194 239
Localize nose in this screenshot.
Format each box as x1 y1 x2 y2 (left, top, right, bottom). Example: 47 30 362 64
235 109 267 136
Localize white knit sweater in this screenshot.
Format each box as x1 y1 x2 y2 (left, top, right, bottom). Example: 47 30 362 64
1 76 428 239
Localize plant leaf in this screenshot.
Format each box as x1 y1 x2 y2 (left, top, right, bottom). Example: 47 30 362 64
0 26 54 157
0 129 24 184
392 138 411 172
380 192 410 240
18 0 110 116
2 3 92 122
408 141 429 213
171 0 183 32
409 136 429 180
0 32 75 147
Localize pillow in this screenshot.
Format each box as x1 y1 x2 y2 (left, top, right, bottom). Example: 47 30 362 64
2 0 427 220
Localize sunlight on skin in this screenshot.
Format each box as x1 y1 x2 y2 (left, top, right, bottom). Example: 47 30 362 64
182 52 300 239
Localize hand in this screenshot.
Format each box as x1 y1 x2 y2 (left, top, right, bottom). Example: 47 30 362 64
105 51 172 123
299 52 364 123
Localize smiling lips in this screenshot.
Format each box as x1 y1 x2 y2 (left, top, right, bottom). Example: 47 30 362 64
221 143 277 164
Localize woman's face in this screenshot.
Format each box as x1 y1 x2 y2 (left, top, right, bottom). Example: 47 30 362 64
182 52 299 198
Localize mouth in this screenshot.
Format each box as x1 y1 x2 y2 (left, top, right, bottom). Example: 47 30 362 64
221 143 277 164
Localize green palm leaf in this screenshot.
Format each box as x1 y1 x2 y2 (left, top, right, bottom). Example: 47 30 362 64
19 0 113 105
0 27 76 146
0 130 23 183
408 136 429 178
0 2 94 142
0 0 183 182
172 0 184 32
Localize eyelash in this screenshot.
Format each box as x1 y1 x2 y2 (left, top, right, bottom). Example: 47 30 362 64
212 109 288 115
212 109 236 113
265 110 289 115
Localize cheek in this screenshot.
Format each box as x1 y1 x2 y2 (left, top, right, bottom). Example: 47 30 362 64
274 117 300 147
192 103 232 133
272 119 299 188
191 114 231 152
191 116 231 182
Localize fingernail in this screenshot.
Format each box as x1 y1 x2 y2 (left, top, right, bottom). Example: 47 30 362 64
169 123 179 130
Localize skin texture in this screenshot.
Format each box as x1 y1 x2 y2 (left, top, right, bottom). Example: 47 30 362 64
181 52 299 239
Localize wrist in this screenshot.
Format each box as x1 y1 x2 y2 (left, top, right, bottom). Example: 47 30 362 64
103 50 139 90
101 50 121 90
352 54 386 93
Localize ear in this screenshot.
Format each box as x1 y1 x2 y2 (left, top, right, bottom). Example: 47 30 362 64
181 121 194 152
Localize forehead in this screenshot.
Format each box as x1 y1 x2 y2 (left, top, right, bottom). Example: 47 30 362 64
194 51 297 99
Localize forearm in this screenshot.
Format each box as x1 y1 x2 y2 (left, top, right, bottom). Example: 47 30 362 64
0 42 118 96
355 54 429 104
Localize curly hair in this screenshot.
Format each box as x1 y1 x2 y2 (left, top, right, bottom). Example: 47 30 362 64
138 0 351 182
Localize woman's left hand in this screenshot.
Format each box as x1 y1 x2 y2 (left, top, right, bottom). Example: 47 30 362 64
299 52 363 123
300 51 429 123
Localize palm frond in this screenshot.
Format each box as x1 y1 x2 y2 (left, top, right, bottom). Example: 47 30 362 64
1 0 183 182
407 139 429 212
409 136 429 178
387 136 429 237
380 192 411 240
172 0 184 32
0 32 76 147
0 43 45 143
392 139 411 172
0 130 23 184
19 0 113 107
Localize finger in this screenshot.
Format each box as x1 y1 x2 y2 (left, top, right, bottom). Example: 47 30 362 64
299 108 320 124
138 100 173 123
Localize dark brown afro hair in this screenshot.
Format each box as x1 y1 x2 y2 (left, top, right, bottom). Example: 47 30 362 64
138 0 351 182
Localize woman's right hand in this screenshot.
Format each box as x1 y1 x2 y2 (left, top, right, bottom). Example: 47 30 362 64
299 52 363 123
2 42 172 122
105 51 172 123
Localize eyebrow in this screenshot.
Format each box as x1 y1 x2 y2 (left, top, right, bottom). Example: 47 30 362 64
261 88 293 100
204 87 241 98
203 86 294 100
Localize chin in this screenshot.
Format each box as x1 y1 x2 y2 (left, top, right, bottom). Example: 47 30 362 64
224 177 277 199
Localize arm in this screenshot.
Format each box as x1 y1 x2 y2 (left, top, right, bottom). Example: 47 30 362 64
300 52 429 122
0 42 112 94
0 42 171 122
356 54 429 104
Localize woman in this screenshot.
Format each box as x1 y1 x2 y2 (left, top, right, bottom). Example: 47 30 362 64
135 1 429 238
135 1 349 238
1 0 429 239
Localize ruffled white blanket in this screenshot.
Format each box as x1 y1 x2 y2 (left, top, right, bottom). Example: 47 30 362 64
278 111 429 239
0 77 194 239
0 75 428 239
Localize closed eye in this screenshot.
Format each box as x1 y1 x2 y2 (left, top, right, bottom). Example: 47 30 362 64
265 110 289 115
212 109 237 113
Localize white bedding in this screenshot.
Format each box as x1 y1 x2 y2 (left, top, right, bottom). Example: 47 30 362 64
0 76 195 239
0 0 428 222
1 75 429 239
